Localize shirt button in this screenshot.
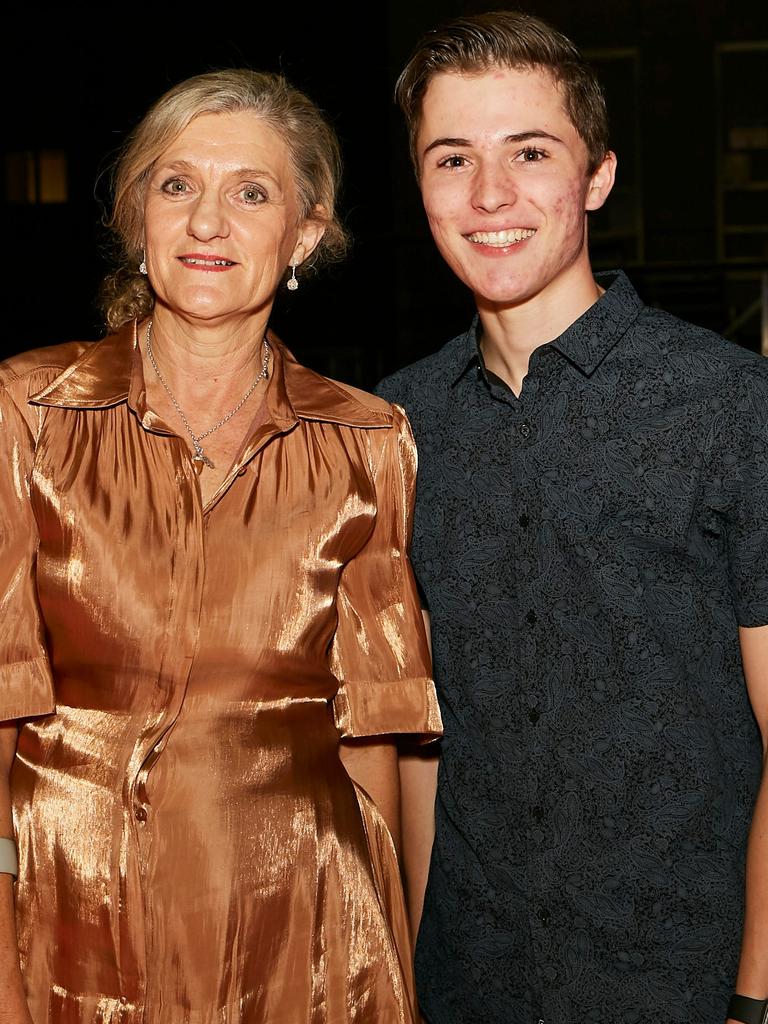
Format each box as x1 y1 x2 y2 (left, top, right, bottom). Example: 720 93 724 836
538 906 550 924
519 421 531 438
526 609 537 626
134 805 148 823
519 513 530 528
531 805 545 821
528 708 540 725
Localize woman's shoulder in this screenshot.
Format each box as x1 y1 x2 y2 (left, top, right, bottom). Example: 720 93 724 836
279 345 396 428
0 340 94 396
320 376 395 418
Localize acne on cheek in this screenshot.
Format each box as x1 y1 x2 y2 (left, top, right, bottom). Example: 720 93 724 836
554 185 589 220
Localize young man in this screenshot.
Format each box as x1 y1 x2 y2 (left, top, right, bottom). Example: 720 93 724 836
378 12 768 1024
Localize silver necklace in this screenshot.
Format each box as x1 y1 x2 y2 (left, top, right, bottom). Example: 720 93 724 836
145 318 270 470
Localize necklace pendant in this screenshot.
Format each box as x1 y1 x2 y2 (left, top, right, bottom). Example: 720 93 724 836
192 450 215 470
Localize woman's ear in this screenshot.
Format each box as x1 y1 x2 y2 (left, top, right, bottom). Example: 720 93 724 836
291 205 328 266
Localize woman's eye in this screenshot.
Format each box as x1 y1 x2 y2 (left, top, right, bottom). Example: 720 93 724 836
240 185 266 204
161 178 190 195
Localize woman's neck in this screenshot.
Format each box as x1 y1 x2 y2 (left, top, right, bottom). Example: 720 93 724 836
146 307 270 386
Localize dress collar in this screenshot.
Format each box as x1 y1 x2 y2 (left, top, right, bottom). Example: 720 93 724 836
30 320 391 430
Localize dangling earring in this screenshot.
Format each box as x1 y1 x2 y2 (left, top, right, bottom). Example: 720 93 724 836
287 263 299 291
139 249 148 276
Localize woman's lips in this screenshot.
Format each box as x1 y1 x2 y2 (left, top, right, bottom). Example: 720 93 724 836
178 254 237 271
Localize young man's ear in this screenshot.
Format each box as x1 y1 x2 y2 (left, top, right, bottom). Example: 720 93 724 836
585 151 617 213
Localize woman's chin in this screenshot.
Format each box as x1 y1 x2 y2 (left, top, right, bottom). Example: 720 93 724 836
158 292 244 323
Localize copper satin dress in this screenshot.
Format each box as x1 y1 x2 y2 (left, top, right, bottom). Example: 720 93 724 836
0 323 442 1024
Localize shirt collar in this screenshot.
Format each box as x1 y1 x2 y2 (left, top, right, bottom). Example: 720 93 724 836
450 270 643 386
30 320 391 431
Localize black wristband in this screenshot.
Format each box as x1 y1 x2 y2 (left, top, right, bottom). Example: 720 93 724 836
727 995 768 1024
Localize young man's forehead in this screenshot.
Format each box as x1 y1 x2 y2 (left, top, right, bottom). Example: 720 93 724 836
417 65 574 137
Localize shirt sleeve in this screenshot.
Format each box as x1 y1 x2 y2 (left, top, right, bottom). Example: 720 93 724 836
330 404 442 740
705 370 768 628
0 380 56 721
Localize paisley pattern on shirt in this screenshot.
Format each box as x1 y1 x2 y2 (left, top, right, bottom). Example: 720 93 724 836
377 272 768 1024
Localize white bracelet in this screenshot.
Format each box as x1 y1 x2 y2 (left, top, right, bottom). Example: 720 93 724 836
0 837 18 879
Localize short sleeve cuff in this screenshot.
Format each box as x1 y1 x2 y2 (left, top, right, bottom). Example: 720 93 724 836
0 657 56 722
736 606 768 629
333 676 443 741
732 580 768 628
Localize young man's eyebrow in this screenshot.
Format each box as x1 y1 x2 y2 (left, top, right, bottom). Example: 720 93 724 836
422 129 565 159
504 130 564 145
422 137 471 157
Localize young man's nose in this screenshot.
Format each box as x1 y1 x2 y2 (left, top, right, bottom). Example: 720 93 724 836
471 161 517 214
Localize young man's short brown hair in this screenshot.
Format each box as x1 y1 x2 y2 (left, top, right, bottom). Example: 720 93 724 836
395 9 609 175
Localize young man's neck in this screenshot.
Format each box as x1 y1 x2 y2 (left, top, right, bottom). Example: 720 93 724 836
477 264 604 397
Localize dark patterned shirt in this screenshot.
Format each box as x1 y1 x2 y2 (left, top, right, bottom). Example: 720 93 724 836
377 272 768 1024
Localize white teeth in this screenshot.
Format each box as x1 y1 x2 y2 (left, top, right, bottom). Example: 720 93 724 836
467 229 536 246
181 257 235 266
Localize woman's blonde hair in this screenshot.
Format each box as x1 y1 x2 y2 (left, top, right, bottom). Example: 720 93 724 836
101 69 349 330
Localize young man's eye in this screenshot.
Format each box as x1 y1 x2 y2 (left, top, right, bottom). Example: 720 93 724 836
519 147 546 162
438 155 469 169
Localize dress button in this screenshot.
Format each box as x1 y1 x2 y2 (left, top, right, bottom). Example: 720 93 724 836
528 708 540 725
519 513 530 528
538 906 550 924
531 805 545 821
134 805 148 823
520 422 531 438
526 609 537 626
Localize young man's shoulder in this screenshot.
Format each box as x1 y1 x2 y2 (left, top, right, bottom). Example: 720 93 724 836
635 303 768 390
375 331 469 410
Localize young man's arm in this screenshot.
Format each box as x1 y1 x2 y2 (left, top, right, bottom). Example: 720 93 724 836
0 721 33 1024
729 624 768 1022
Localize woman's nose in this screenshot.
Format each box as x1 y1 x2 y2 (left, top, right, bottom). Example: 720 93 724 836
186 190 230 240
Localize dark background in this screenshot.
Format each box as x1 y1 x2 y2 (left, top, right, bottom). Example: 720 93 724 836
3 1 767 387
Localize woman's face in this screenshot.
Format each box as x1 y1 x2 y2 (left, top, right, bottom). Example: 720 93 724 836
143 109 322 327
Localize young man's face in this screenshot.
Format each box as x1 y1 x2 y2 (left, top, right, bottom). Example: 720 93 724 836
416 65 615 310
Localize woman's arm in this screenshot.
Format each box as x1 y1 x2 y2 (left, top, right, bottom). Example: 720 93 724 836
398 610 439 941
339 739 401 854
0 721 32 1024
399 745 439 942
730 624 768 1019
339 734 439 945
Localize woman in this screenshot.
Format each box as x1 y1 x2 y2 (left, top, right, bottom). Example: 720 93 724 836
0 70 441 1023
